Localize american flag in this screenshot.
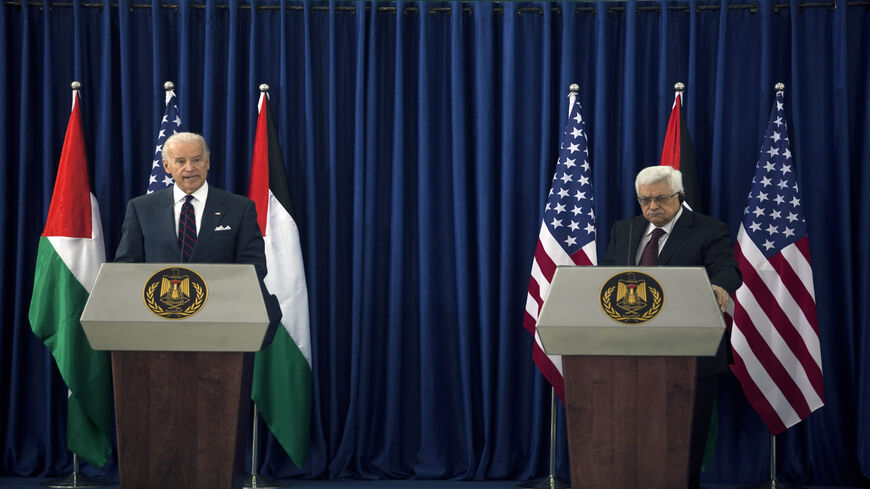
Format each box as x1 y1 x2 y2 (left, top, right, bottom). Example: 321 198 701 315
729 89 824 434
147 85 181 193
524 89 597 400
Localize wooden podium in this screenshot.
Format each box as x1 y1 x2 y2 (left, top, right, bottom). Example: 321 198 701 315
536 266 726 489
81 263 271 489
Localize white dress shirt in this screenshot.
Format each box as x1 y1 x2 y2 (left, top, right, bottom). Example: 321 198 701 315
635 206 683 265
172 181 209 237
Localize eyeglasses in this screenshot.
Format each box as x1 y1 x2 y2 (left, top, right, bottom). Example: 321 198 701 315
637 192 680 207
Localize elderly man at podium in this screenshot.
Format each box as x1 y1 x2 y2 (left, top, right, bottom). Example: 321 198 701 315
601 165 741 489
108 131 281 489
116 132 264 274
115 131 280 337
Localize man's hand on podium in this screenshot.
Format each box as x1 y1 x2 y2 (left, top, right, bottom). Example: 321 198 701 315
712 284 730 313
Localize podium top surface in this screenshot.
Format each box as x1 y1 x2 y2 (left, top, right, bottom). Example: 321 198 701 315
536 266 726 356
80 262 269 352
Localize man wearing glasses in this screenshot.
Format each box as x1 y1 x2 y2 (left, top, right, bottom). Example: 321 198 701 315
601 165 741 489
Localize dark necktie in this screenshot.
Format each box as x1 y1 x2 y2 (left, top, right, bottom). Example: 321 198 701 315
639 228 666 266
179 194 197 262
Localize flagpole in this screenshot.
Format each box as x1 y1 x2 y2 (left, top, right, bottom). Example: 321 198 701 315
40 81 109 489
518 387 570 489
242 83 289 489
243 404 285 489
42 453 109 488
739 434 803 489
43 452 109 488
737 83 805 489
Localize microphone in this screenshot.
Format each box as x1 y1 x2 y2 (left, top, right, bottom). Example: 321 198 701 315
626 220 633 266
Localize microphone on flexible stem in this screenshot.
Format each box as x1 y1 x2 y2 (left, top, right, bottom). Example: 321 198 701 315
627 220 633 266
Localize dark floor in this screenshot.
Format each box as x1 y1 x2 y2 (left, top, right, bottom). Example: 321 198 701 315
0 478 865 489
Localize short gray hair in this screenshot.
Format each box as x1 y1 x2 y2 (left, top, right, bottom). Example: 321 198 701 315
635 165 684 194
163 132 210 161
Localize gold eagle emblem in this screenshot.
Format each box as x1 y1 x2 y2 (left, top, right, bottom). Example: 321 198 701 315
144 266 208 319
600 271 664 325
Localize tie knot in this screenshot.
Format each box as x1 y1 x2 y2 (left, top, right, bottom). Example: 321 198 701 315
184 194 194 204
639 228 666 266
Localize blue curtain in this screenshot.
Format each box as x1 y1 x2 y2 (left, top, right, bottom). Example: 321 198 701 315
2 0 869 485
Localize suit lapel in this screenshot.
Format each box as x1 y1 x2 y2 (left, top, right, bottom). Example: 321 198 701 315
658 211 693 265
193 188 226 261
157 188 181 256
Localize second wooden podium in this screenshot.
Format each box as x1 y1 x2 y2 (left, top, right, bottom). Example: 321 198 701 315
81 263 271 489
536 266 726 489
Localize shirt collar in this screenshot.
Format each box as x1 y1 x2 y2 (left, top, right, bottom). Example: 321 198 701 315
173 181 209 204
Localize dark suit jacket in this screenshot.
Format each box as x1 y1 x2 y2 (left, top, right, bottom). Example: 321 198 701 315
115 186 266 278
601 210 742 376
115 185 280 345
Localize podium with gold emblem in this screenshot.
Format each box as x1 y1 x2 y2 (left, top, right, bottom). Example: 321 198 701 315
536 266 726 489
80 263 271 489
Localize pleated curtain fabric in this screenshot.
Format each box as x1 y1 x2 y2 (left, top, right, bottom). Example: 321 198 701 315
4 1 870 484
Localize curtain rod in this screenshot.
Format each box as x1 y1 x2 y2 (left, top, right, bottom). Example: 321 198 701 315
5 1 868 15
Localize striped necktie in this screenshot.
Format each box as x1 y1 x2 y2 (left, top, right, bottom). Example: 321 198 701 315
639 228 665 266
179 194 197 261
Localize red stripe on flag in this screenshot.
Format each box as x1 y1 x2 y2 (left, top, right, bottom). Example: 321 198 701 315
795 236 813 264
523 311 538 334
770 240 820 335
768 247 821 331
43 92 92 238
525 280 543 334
532 343 564 402
729 349 788 434
571 248 594 266
533 240 557 281
248 95 271 236
527 276 542 309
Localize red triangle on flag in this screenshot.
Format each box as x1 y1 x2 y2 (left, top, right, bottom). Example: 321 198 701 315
248 95 271 236
660 93 683 169
42 91 92 239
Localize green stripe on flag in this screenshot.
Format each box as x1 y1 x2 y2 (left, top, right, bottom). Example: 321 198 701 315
253 326 312 466
29 237 113 467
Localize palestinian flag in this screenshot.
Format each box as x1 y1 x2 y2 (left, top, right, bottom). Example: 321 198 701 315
660 85 719 468
659 88 702 213
248 91 312 467
28 87 113 467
